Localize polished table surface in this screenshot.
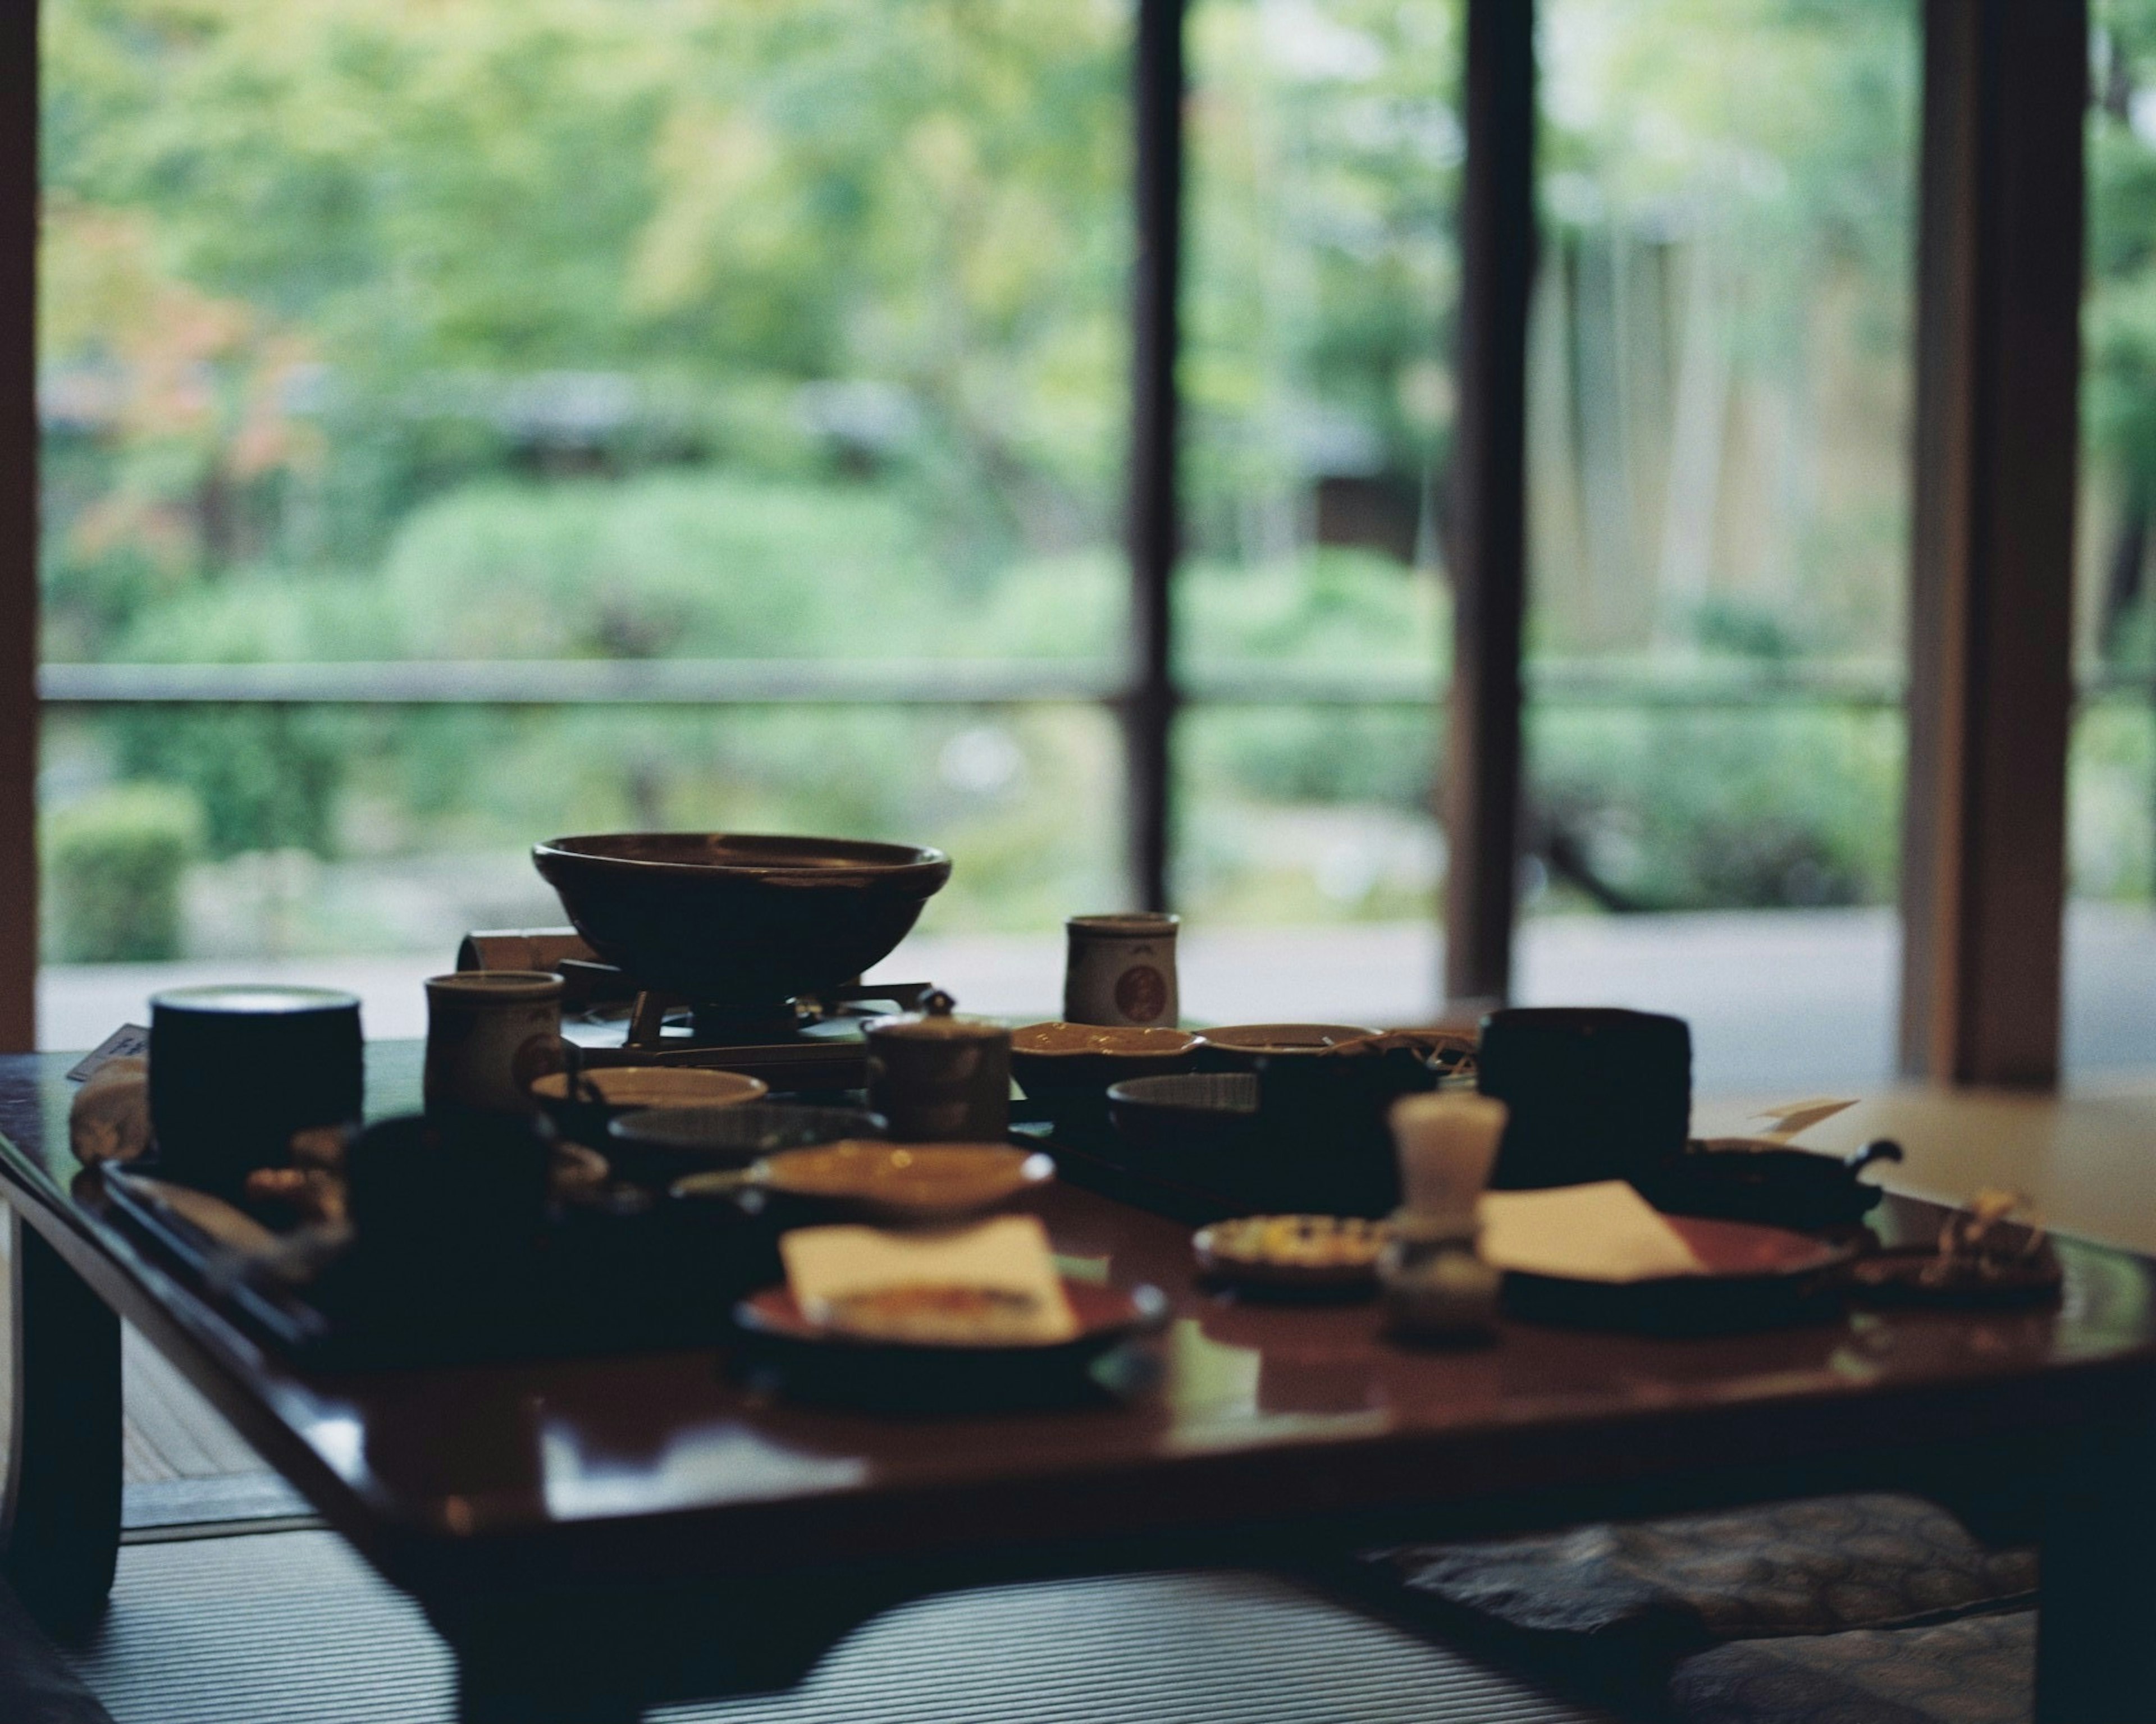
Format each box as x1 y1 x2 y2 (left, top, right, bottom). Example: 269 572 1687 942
3 1044 2155 1720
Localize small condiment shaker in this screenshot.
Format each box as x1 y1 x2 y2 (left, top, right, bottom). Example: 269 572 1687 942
1390 1091 1509 1226
1062 913 1180 1027
423 971 563 1116
1379 1211 1500 1340
864 990 1011 1142
1380 1091 1509 1338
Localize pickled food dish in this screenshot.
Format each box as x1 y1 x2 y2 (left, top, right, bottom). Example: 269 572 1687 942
1194 1214 1387 1288
813 1284 1052 1346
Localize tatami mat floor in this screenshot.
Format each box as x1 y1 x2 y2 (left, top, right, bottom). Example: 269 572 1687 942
62 1532 1614 1724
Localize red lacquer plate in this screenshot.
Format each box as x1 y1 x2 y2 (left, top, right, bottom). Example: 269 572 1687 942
1660 1214 1858 1278
1501 1214 1861 1334
731 1278 1170 1410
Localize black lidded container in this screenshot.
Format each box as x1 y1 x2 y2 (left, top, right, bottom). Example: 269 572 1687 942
149 986 363 1196
1477 1007 1691 1191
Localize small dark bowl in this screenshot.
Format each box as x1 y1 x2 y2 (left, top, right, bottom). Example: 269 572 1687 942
532 833 951 1005
608 1102 886 1187
344 1111 552 1253
1106 1072 1261 1156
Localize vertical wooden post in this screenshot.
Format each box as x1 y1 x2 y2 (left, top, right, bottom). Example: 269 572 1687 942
2 1214 121 1634
1444 0 1536 1006
1901 0 2086 1087
1125 0 1183 915
0 0 36 1053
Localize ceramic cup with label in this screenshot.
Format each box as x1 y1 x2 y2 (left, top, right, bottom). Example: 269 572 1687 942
1062 913 1180 1027
423 971 564 1116
863 990 1011 1142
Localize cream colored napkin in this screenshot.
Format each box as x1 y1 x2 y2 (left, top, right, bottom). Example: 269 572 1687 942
780 1214 1079 1341
1477 1181 1707 1282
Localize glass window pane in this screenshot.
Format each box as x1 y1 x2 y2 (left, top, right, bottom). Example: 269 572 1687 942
2072 3 2156 1081
39 1 1131 1027
1176 0 1458 1018
1522 0 1920 1092
39 703 1122 1040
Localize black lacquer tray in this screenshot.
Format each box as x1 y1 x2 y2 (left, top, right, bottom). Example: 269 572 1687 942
100 1162 780 1370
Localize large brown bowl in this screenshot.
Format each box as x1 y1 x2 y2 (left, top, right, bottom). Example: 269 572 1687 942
532 833 951 1004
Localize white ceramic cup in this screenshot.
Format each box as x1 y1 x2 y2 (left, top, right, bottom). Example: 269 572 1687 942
423 971 564 1115
1062 913 1180 1027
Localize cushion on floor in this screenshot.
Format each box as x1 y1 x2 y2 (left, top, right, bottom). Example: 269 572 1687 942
0 1575 117 1724
1362 1493 2035 1698
1668 1609 2032 1724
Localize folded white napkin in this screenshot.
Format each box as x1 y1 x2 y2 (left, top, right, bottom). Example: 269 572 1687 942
780 1214 1079 1341
1477 1181 1707 1283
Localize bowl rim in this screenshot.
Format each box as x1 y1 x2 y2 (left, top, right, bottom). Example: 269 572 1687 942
1198 1022 1381 1053
528 1067 769 1107
533 831 951 885
1011 1022 1205 1058
1106 1071 1261 1113
607 1101 887 1150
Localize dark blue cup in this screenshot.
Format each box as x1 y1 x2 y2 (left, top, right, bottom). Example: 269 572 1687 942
149 985 364 1195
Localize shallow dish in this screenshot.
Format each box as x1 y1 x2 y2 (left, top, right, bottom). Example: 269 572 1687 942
674 1141 1053 1222
530 1066 767 1146
1194 1214 1387 1290
607 1102 883 1186
1198 1023 1380 1069
1010 1022 1204 1109
532 832 950 1005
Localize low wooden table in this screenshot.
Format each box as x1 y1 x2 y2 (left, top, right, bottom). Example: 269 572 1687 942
3 1044 2153 1722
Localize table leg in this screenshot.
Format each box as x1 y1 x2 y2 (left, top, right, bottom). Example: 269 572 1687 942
455 1654 641 1724
446 1577 894 1723
0 1206 121 1635
2036 1387 2156 1722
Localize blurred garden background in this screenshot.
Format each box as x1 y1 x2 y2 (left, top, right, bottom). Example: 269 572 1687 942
31 0 2156 1077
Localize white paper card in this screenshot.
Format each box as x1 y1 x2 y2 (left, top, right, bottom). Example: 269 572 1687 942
67 1025 150 1084
1747 1098 1858 1144
780 1215 1079 1341
1478 1180 1707 1283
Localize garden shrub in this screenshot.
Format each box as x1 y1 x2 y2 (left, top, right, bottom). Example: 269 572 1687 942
44 784 204 962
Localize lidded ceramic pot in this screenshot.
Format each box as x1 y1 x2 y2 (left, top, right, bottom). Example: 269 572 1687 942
863 990 1011 1142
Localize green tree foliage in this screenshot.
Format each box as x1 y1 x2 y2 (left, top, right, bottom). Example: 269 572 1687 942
33 0 2156 946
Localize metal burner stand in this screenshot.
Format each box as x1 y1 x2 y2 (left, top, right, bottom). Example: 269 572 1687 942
459 929 932 1092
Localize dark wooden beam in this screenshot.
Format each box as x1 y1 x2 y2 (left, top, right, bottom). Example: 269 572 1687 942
0 0 36 1053
1900 0 2086 1086
1124 0 1183 915
1444 0 1536 1005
